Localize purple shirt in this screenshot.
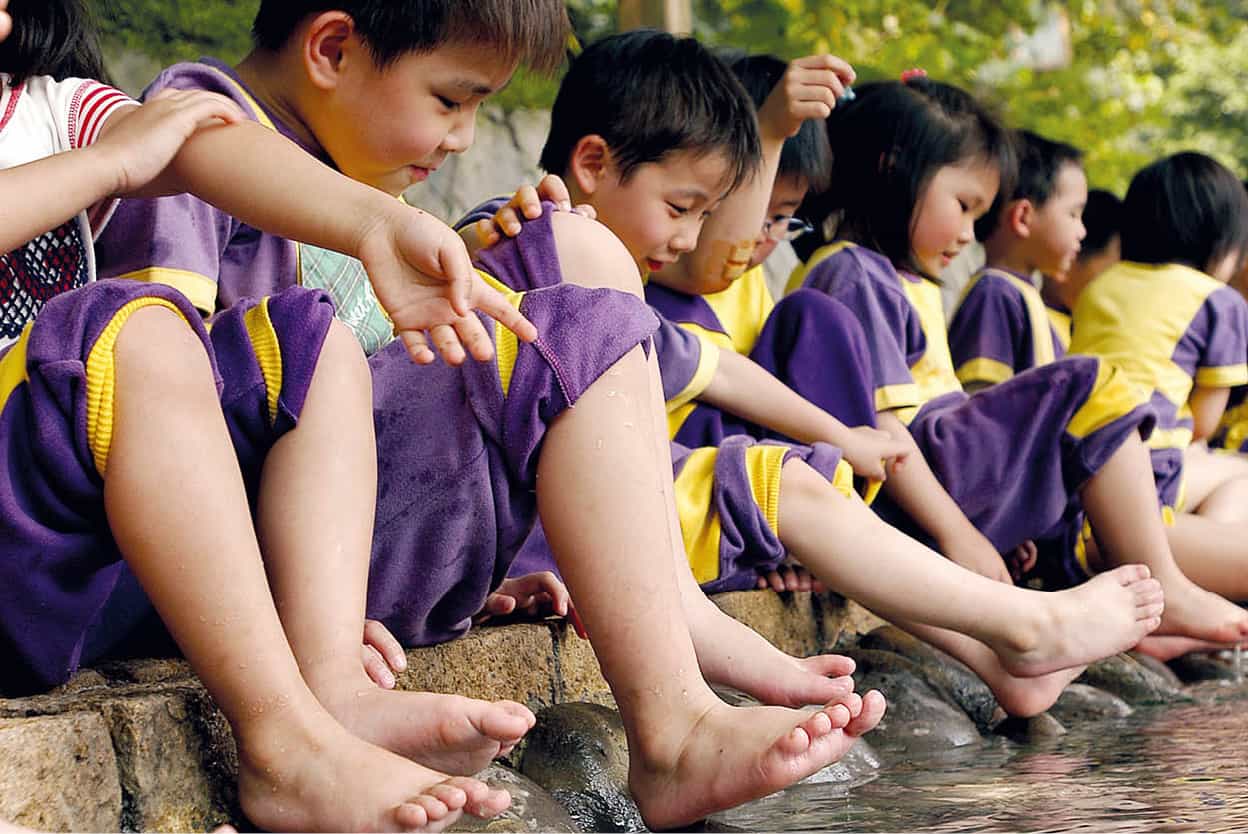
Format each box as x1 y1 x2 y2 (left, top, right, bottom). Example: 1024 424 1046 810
948 268 1067 387
96 59 330 313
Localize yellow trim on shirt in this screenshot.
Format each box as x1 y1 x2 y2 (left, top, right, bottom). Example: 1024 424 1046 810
114 267 217 315
830 458 856 501
1218 399 1248 453
955 357 1014 387
0 323 33 406
1065 361 1144 440
85 298 189 476
243 298 283 425
1147 426 1194 450
874 382 922 414
746 445 788 540
666 325 724 438
477 269 512 295
1194 363 1248 389
786 241 854 295
492 289 527 397
1047 307 1072 351
702 265 775 356
673 448 724 584
203 66 277 131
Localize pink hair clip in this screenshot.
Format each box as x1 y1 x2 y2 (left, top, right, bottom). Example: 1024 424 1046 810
900 68 928 82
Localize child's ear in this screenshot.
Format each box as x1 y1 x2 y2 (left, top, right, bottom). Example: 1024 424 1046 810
304 11 355 90
1007 199 1033 239
568 135 613 196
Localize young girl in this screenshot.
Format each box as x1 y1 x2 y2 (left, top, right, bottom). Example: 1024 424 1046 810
1069 153 1248 656
794 77 1248 648
0 0 558 829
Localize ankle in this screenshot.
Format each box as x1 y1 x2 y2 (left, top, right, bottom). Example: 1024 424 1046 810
624 691 722 773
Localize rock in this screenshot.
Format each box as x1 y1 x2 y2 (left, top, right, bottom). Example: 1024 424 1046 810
397 623 560 710
843 649 981 752
100 689 233 832
815 593 888 650
1077 654 1192 705
518 703 646 832
713 591 821 657
992 711 1066 742
450 765 579 833
0 713 122 831
97 657 194 686
1167 651 1244 685
552 623 615 708
1048 683 1133 724
1128 651 1186 689
858 626 999 730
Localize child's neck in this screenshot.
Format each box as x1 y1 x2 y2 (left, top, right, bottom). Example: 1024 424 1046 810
235 50 321 153
1040 279 1075 311
982 236 1034 279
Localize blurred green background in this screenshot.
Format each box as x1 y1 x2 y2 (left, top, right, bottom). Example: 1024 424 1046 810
95 0 1248 191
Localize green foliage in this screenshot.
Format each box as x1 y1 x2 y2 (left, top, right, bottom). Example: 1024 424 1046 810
95 0 1248 188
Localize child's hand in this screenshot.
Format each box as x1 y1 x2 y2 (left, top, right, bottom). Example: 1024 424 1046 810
756 560 826 593
1005 539 1039 582
361 619 407 689
92 88 245 196
757 54 856 141
471 174 597 249
841 425 909 481
0 0 11 43
361 208 538 365
473 571 573 624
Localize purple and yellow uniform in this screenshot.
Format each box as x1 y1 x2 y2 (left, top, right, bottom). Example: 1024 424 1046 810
1212 386 1248 454
366 282 662 644
1070 261 1248 509
457 200 855 591
645 267 879 446
0 281 336 691
1047 302 1073 353
797 242 1157 588
96 60 321 312
948 268 1067 388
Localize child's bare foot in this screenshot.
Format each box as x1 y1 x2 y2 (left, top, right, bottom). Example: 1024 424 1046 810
629 691 885 829
1133 634 1228 662
1151 571 1248 645
988 565 1163 677
313 676 535 775
981 661 1086 718
686 602 856 706
237 711 510 832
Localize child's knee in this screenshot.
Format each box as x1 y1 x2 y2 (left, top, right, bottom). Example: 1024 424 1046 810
550 211 644 299
315 318 372 395
114 304 214 384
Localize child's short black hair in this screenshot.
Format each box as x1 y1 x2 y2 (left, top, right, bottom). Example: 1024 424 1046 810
0 0 110 84
1078 189 1122 261
1120 152 1248 273
728 53 832 193
974 130 1082 241
539 30 760 195
252 0 570 74
803 77 1015 275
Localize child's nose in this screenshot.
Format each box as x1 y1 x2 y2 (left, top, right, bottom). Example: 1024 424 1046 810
441 116 476 154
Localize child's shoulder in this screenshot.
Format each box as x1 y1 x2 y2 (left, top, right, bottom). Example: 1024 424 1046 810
0 73 133 154
144 59 274 128
798 241 903 295
962 267 1037 304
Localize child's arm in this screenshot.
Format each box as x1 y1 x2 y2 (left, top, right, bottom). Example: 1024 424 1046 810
1190 385 1232 442
666 55 852 289
876 411 1014 584
0 89 244 254
702 348 906 480
96 99 536 365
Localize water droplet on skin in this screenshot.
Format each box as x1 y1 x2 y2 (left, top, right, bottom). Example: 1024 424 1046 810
198 616 208 624
595 439 604 450
607 390 617 397
623 422 634 429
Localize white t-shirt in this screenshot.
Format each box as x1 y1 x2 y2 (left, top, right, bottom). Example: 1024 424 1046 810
0 74 135 351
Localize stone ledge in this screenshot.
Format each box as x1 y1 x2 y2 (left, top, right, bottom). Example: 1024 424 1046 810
0 590 873 832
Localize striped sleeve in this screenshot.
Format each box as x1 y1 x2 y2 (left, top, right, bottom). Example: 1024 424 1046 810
68 81 135 149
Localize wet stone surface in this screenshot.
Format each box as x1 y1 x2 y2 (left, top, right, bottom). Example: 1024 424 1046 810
1077 653 1193 706
843 649 981 753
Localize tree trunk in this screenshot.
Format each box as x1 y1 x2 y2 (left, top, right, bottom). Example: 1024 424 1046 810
618 0 693 34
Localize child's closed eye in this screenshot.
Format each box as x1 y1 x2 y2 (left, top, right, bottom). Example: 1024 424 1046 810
436 95 462 111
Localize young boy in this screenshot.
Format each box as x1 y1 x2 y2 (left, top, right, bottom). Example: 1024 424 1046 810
470 35 1167 719
94 4 886 827
948 131 1087 392
1044 188 1123 347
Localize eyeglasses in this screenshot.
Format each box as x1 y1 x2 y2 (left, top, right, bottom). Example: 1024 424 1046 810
762 215 815 242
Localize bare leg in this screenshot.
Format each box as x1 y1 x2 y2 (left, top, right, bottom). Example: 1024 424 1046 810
254 322 533 777
774 458 1162 677
539 217 884 829
105 308 500 832
1081 434 1248 643
1183 443 1248 524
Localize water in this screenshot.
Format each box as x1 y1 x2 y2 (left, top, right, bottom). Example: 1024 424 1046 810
714 688 1248 832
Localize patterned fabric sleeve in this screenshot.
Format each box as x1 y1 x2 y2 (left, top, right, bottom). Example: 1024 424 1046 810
1193 286 1248 389
948 272 1030 386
